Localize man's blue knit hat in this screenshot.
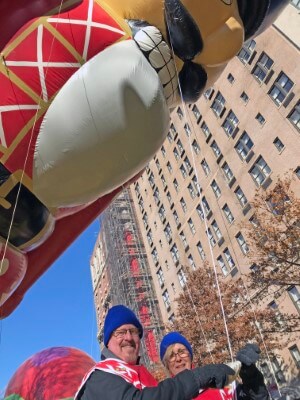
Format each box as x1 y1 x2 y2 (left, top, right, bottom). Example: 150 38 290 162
104 305 143 346
160 332 193 361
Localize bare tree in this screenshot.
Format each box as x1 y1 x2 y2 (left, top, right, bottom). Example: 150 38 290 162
172 264 299 366
244 174 300 297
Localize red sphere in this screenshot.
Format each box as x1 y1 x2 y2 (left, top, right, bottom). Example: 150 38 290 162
5 346 95 399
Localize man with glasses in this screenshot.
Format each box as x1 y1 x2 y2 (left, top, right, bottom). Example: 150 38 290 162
75 305 235 399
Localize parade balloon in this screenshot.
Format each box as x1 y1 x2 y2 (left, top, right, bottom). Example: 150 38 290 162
4 346 95 400
0 0 289 317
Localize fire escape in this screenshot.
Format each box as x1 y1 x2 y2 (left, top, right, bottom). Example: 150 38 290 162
99 189 164 367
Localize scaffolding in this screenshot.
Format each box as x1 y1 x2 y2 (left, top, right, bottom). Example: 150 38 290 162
99 189 164 367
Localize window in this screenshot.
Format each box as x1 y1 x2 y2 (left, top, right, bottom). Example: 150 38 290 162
164 223 172 242
252 53 273 83
192 104 201 120
211 220 223 241
155 159 161 171
151 248 158 263
222 111 239 137
184 156 192 172
192 139 200 154
223 248 235 269
289 345 300 368
250 156 272 186
202 197 211 216
167 132 173 143
188 183 196 199
188 254 196 270
197 241 206 260
201 121 211 138
179 231 188 248
204 88 213 100
289 101 300 130
255 113 265 125
167 161 173 173
288 286 300 313
235 131 254 160
211 180 221 198
211 141 222 158
142 213 148 228
153 188 160 204
166 191 172 205
162 289 171 309
177 106 183 120
227 73 235 83
157 268 165 287
173 178 179 192
148 172 155 187
240 91 249 103
184 123 191 136
296 167 300 179
161 145 166 157
222 162 234 183
201 159 211 176
173 210 179 225
269 72 293 106
180 164 187 178
180 197 187 213
273 137 285 152
161 175 167 190
222 204 234 223
238 39 256 64
171 244 180 262
173 147 180 161
170 123 177 136
158 205 166 222
250 263 259 273
211 92 226 117
217 255 229 275
206 227 216 246
196 204 204 221
234 186 248 208
146 230 153 246
178 268 187 287
138 198 144 212
270 357 286 384
291 0 300 8
168 313 175 324
188 218 196 235
177 139 184 154
236 232 249 254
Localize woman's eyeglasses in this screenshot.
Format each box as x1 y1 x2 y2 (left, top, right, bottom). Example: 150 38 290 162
169 348 190 362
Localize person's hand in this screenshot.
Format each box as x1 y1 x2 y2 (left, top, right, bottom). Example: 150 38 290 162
193 364 235 389
236 343 260 366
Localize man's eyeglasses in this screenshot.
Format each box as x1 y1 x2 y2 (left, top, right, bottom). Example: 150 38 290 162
169 348 190 362
113 328 140 339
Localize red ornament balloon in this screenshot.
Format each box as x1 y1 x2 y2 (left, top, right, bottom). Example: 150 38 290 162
5 346 95 400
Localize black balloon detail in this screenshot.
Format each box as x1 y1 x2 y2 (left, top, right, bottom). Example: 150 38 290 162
178 61 207 103
164 0 203 61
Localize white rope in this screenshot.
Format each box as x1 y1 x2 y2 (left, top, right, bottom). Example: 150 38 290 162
164 11 234 363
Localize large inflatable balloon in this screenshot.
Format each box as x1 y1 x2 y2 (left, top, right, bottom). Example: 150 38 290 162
0 0 289 317
4 346 95 399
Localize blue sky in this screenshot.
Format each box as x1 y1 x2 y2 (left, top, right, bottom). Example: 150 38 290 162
0 219 101 394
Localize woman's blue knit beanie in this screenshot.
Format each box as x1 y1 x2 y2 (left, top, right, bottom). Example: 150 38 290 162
160 332 193 361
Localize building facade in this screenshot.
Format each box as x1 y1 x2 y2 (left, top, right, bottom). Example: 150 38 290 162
130 2 300 395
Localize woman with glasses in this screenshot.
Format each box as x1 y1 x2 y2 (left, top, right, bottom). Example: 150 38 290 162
160 332 270 400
